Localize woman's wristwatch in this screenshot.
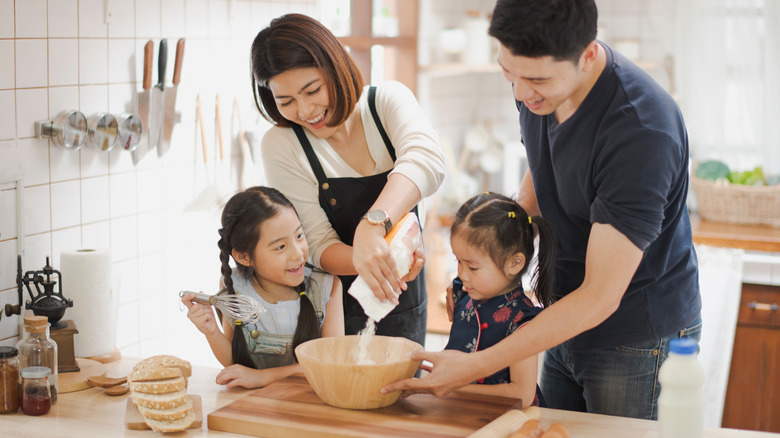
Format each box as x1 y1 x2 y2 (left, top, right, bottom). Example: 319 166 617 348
362 210 392 235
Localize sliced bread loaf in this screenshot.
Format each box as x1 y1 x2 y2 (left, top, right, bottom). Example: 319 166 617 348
131 388 188 410
143 410 196 433
136 397 193 421
129 376 186 394
133 355 192 378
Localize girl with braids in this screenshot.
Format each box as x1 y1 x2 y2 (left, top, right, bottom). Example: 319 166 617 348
443 192 556 407
181 186 344 389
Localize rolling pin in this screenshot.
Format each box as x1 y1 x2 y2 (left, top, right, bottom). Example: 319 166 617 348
467 403 542 438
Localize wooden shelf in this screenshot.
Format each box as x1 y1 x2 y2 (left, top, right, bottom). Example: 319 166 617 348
691 214 780 252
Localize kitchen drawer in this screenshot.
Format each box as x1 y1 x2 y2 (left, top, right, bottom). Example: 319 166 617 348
736 283 780 329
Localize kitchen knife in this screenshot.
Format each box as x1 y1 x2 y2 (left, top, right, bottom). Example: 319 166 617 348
158 38 185 157
149 39 168 151
131 40 154 165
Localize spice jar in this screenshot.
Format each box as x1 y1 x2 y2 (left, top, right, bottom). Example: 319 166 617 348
0 346 20 413
15 316 58 404
20 366 52 416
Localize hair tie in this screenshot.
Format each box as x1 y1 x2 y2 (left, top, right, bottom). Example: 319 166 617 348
299 291 306 297
508 212 516 218
528 216 533 225
235 320 243 326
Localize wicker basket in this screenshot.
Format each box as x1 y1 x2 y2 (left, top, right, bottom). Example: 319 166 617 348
691 174 780 227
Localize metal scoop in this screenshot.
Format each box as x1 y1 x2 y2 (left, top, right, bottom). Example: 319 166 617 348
180 291 266 324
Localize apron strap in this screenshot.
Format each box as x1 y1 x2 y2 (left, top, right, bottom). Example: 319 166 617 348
292 124 340 213
367 86 397 161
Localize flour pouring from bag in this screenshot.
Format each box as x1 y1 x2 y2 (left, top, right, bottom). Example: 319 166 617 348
348 213 424 322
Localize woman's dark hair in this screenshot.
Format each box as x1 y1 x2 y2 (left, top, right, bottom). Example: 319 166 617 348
489 0 598 63
451 192 557 307
217 186 321 367
250 13 364 128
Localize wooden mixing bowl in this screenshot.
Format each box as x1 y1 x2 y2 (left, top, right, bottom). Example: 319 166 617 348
295 335 423 409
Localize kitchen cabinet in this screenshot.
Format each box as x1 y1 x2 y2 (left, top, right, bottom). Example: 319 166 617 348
721 283 780 432
691 216 780 432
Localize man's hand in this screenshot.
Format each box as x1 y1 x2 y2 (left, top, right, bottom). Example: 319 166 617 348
381 349 480 397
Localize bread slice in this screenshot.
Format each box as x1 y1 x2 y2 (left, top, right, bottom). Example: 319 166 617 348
132 388 188 410
143 410 196 433
136 397 193 421
130 376 186 394
129 366 182 383
133 355 192 378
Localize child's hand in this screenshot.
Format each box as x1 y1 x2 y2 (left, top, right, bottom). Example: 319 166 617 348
181 292 220 336
215 364 273 389
445 282 455 322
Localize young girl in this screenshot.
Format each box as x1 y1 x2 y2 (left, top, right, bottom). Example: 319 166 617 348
445 192 556 407
181 186 344 389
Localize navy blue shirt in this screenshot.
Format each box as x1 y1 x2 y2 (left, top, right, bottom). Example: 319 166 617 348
518 43 701 351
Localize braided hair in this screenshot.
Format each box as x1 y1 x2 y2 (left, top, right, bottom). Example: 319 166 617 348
451 192 557 307
218 186 321 367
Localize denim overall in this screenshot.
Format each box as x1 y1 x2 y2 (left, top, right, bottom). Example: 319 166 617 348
237 270 326 369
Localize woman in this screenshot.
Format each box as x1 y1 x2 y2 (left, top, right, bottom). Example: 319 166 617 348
251 14 446 345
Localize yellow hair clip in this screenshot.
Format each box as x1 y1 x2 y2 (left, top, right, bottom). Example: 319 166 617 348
528 216 533 224
508 212 516 218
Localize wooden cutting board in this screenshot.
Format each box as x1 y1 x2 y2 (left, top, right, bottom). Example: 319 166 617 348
125 395 202 430
208 374 520 438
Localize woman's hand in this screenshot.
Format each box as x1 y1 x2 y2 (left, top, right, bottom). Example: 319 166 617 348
401 249 425 283
181 293 220 336
352 220 402 304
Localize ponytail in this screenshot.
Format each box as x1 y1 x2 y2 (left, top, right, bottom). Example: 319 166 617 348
528 216 557 307
292 290 321 361
452 192 558 307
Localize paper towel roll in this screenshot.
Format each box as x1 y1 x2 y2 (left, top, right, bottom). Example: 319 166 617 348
59 248 117 358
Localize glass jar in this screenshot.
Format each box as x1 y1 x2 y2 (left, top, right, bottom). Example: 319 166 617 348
0 346 21 413
20 366 52 416
15 316 58 404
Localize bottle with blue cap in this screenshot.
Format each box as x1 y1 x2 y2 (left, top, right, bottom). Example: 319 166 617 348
658 338 705 438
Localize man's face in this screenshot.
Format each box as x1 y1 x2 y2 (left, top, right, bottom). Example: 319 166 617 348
496 42 587 119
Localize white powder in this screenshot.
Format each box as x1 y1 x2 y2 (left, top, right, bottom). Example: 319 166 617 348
354 318 377 365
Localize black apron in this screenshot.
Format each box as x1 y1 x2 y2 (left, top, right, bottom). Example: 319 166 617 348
292 86 427 347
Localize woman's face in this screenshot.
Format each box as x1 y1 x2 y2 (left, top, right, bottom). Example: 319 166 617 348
268 67 336 138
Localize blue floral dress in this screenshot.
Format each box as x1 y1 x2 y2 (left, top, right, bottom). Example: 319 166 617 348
444 277 545 406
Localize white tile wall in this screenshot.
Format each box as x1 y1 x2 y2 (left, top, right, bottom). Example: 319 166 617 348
48 0 78 38
0 0 14 39
0 0 321 366
0 40 14 90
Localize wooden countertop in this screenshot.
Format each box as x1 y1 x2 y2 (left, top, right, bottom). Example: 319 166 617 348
691 214 780 252
3 357 779 437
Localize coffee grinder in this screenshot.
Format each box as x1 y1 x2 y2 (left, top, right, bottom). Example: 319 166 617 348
11 255 80 372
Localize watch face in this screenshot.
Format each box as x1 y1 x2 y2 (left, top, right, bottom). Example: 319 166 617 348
366 210 387 223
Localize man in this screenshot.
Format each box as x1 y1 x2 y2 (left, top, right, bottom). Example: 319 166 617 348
383 0 701 420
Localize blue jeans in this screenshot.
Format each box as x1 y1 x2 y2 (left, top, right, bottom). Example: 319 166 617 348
540 314 702 420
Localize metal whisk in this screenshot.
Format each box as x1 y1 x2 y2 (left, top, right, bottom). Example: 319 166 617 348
179 291 266 324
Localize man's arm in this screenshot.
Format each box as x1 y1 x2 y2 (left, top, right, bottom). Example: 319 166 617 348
517 168 541 217
383 222 644 396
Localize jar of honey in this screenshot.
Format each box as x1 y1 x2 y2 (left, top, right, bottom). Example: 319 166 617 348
0 346 20 413
20 366 52 416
